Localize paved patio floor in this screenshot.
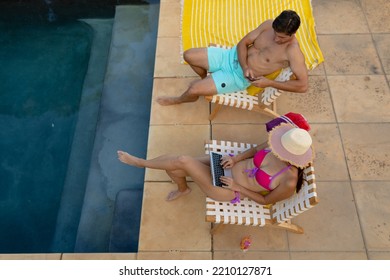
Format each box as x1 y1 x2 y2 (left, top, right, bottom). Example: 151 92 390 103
137 0 390 260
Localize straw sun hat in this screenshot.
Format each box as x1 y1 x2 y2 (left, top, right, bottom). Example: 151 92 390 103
268 123 314 168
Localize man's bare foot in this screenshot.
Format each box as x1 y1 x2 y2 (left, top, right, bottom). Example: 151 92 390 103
117 151 143 167
166 188 192 201
156 96 182 106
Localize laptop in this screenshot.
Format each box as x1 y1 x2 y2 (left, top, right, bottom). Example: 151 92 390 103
210 152 232 187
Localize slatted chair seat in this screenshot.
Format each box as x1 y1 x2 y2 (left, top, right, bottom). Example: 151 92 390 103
206 197 272 226
205 140 318 234
205 67 293 120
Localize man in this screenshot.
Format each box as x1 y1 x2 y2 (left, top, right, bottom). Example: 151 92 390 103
157 10 308 106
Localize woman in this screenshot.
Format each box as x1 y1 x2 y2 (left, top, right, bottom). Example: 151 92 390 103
117 123 314 205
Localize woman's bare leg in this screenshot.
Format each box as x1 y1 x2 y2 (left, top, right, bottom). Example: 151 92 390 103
118 151 182 170
118 151 192 201
117 151 236 201
163 156 209 201
165 169 192 201
176 156 235 201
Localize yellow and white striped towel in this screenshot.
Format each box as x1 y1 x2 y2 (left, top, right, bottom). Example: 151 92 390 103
181 0 324 70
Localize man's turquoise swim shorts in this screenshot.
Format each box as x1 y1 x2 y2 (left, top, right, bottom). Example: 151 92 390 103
207 46 251 94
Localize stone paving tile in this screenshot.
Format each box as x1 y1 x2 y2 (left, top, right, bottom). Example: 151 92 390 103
290 251 367 260
157 0 181 38
339 124 390 181
154 37 196 78
212 225 289 251
328 75 390 122
61 253 136 260
309 124 349 181
137 252 212 260
367 251 390 260
213 251 290 260
209 104 272 125
360 0 390 33
150 78 210 125
145 124 210 181
352 181 390 251
277 76 336 123
161 0 178 3
288 182 365 252
373 34 390 75
211 124 268 144
138 182 210 251
309 63 325 76
0 254 61 260
318 34 382 75
312 0 369 34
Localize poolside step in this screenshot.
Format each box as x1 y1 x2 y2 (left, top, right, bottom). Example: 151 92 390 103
73 4 159 252
109 189 143 252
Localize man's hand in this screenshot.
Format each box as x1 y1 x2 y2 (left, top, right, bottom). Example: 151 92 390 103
250 76 271 88
244 67 257 82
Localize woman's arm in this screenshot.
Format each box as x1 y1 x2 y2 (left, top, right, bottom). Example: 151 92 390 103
220 141 268 169
239 182 295 205
220 173 296 205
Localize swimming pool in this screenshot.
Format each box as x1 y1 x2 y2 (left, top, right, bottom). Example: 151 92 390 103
0 1 159 253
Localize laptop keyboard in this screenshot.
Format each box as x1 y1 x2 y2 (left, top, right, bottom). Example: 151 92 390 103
211 152 225 187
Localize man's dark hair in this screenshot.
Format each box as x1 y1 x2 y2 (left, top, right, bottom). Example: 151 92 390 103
272 10 301 36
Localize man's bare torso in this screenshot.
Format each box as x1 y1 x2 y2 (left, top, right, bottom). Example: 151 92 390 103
246 24 297 77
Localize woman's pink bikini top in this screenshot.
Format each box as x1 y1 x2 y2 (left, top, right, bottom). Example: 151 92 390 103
245 149 291 191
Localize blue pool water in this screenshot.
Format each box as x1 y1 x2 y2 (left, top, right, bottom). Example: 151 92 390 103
0 1 159 253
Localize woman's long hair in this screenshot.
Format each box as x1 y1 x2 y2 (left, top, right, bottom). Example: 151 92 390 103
296 167 305 193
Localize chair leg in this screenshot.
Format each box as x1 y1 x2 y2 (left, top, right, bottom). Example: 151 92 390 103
209 104 222 121
252 104 280 118
262 107 279 118
272 101 277 114
211 221 303 235
268 221 304 234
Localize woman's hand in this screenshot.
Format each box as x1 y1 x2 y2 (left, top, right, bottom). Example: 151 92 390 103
220 176 241 192
220 155 235 169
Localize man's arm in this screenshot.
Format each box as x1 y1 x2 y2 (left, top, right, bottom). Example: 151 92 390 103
251 43 308 93
237 21 271 80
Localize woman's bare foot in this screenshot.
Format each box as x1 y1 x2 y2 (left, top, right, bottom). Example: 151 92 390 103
156 96 182 106
117 151 143 167
166 188 192 201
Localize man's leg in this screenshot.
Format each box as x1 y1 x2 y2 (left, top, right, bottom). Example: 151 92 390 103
183 48 209 79
156 75 217 106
